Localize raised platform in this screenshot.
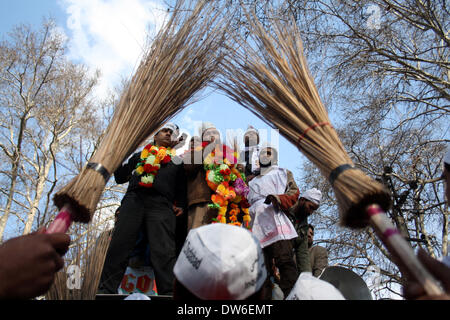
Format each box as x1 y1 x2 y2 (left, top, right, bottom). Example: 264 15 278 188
95 294 173 300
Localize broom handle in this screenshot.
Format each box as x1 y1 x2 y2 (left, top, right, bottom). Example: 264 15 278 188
45 205 73 234
366 204 444 296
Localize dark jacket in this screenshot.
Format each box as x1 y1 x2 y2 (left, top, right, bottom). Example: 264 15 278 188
183 149 213 207
289 201 311 273
115 152 187 208
309 245 328 277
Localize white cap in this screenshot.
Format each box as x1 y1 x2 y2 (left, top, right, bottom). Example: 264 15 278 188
444 145 450 166
199 122 216 136
148 122 179 144
301 188 322 206
259 141 277 151
161 122 179 140
286 272 345 300
245 125 259 136
173 223 267 300
124 293 151 300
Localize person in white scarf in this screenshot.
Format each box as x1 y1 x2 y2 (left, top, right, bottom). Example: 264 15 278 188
247 143 300 299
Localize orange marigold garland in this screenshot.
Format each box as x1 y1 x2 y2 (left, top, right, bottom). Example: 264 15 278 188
203 143 251 229
136 144 175 187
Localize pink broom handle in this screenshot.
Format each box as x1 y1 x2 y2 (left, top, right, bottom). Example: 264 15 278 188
366 204 444 296
45 205 73 234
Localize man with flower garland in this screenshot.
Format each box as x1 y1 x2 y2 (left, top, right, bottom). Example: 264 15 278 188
247 144 300 300
98 123 187 296
183 122 246 231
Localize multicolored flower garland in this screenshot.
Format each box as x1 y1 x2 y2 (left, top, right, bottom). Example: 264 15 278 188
203 143 251 229
135 144 175 187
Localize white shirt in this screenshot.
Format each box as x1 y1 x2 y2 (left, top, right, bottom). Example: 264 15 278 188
247 166 298 248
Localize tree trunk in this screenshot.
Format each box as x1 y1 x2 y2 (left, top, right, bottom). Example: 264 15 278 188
0 114 28 241
23 158 54 235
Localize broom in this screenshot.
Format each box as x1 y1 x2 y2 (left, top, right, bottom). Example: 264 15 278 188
215 10 444 296
46 220 112 300
47 0 229 233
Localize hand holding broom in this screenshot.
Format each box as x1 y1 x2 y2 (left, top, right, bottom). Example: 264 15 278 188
47 0 230 234
215 9 444 296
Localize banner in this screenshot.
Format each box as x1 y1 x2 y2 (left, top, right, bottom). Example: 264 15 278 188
118 266 158 295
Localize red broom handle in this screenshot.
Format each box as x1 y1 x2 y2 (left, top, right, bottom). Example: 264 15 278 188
45 205 73 234
366 204 444 296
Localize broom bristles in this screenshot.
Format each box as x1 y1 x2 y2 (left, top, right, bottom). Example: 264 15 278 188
80 227 111 299
217 7 445 296
215 10 391 228
46 223 112 300
54 0 229 222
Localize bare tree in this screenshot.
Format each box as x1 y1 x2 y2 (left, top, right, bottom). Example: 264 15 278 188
280 1 449 297
217 0 448 298
0 20 99 240
299 125 448 298
221 1 448 126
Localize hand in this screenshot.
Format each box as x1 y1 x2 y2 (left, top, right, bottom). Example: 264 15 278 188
403 248 450 300
264 195 280 211
173 206 184 217
0 230 71 299
272 263 281 283
172 133 188 149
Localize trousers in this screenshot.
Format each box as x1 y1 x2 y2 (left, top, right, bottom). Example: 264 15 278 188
262 239 298 300
98 191 176 295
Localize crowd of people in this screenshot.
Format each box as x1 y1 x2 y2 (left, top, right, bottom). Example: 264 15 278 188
0 122 449 300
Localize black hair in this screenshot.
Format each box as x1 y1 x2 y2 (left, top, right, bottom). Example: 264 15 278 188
308 224 314 231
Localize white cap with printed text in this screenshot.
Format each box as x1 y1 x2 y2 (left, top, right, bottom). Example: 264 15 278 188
173 223 267 300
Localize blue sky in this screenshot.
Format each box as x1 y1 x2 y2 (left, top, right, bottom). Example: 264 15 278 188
0 1 409 298
0 0 308 182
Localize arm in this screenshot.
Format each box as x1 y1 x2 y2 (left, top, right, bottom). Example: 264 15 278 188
269 170 300 213
293 227 312 274
288 201 299 220
0 231 70 299
174 163 187 213
312 246 328 277
114 153 140 184
183 149 204 176
403 248 450 300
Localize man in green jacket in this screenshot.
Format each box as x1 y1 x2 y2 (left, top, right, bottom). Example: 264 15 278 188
307 224 328 277
290 188 322 274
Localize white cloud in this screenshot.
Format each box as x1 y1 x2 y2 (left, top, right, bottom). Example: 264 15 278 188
178 109 200 134
60 0 168 98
